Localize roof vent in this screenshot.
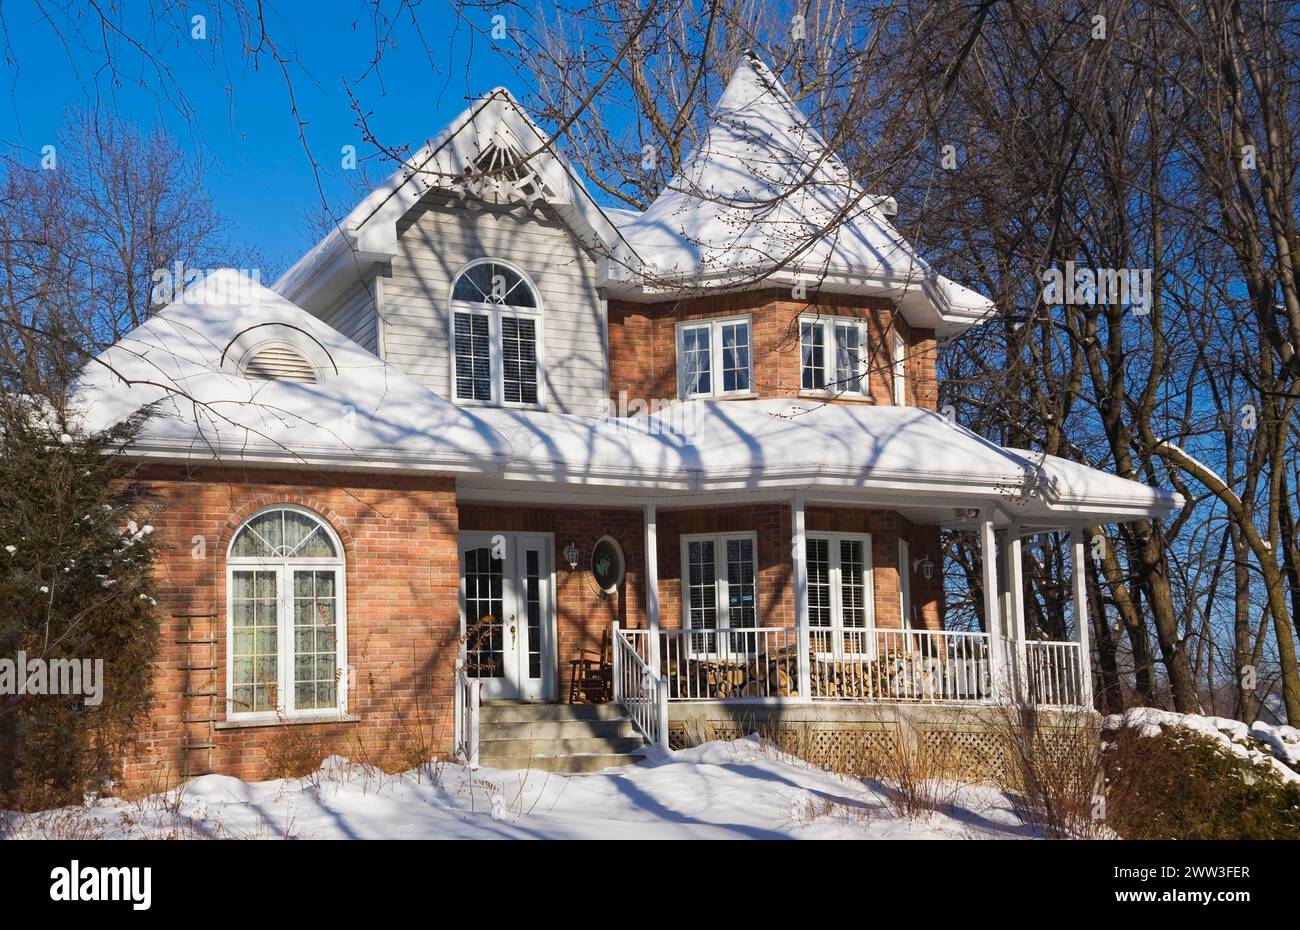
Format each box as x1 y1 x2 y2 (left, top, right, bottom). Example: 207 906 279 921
241 345 318 383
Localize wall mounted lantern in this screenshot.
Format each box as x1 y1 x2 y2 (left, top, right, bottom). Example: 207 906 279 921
563 541 581 571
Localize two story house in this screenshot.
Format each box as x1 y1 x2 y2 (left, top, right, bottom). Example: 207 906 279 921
75 54 1180 786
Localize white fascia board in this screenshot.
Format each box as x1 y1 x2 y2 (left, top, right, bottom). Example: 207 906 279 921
116 442 510 476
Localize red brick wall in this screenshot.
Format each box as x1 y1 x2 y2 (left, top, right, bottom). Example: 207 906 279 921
125 467 946 793
607 290 938 410
121 465 460 794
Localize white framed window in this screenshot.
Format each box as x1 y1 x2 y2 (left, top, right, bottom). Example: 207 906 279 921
680 532 758 655
891 329 907 405
676 316 752 399
898 538 913 630
800 315 869 396
806 532 875 657
449 259 544 408
226 506 347 722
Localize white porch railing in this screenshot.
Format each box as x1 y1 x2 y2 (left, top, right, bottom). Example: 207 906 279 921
613 623 668 748
809 628 992 702
616 625 1083 710
658 626 801 700
646 625 995 704
452 659 482 767
1023 640 1085 707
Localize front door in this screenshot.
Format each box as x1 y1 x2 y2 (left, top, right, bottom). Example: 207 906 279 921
459 532 555 700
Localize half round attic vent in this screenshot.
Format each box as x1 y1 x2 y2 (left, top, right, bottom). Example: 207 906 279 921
241 345 318 383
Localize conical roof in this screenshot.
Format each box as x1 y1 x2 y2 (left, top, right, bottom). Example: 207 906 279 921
616 53 926 289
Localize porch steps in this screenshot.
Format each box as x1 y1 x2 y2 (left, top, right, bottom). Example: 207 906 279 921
476 702 649 773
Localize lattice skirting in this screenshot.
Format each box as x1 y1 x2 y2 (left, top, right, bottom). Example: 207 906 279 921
667 710 1095 785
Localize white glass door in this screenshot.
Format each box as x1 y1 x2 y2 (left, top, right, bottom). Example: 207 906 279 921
459 532 554 700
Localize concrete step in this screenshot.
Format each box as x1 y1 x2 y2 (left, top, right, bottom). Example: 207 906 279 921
482 718 637 740
477 751 649 774
479 735 647 757
478 702 625 724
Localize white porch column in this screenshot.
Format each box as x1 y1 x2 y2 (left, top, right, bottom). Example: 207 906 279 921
1005 527 1029 701
1070 527 1095 709
643 502 661 673
979 514 1006 701
792 496 812 699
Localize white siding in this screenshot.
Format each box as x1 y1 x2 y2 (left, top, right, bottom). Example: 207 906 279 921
317 276 379 354
384 195 606 415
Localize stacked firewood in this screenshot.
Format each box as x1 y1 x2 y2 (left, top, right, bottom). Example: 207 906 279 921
665 650 799 698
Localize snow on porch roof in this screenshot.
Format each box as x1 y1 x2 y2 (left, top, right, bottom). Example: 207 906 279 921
606 53 996 337
634 400 1182 522
71 270 511 473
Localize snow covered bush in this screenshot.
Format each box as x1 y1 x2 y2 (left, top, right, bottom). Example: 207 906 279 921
0 400 159 811
1101 710 1300 840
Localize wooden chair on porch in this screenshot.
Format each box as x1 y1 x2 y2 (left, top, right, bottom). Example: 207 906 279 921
568 627 613 703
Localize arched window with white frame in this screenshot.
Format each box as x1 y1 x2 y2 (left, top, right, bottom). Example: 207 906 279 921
448 259 544 408
226 506 346 720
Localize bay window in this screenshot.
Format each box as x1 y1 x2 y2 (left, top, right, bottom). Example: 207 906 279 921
800 315 869 397
677 317 752 399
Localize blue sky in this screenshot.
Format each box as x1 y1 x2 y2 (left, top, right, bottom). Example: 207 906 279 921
0 2 532 274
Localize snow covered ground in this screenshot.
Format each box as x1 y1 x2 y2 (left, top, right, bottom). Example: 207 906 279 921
3 738 1034 840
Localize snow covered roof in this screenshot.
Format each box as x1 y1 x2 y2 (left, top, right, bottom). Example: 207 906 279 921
71 270 510 473
272 56 992 336
75 275 1176 525
605 54 996 336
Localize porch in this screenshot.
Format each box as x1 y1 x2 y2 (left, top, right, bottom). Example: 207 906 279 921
610 499 1096 749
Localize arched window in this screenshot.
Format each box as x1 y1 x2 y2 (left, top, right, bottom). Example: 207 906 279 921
226 506 346 719
449 260 543 407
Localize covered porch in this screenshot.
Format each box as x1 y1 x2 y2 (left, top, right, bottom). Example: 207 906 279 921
612 496 1098 750
452 400 1181 758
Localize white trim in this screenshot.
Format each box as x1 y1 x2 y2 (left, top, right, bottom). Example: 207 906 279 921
679 531 759 655
222 323 338 383
225 505 348 724
979 514 1006 699
1071 527 1094 708
675 315 754 399
898 538 912 630
644 503 662 671
447 258 547 410
457 530 557 701
799 314 870 398
806 531 877 655
891 329 907 406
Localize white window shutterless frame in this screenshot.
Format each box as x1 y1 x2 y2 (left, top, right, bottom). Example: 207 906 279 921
448 259 546 409
680 533 759 657
899 538 913 630
226 506 347 722
892 330 907 405
805 533 876 658
676 316 753 399
799 315 870 397
459 532 556 701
